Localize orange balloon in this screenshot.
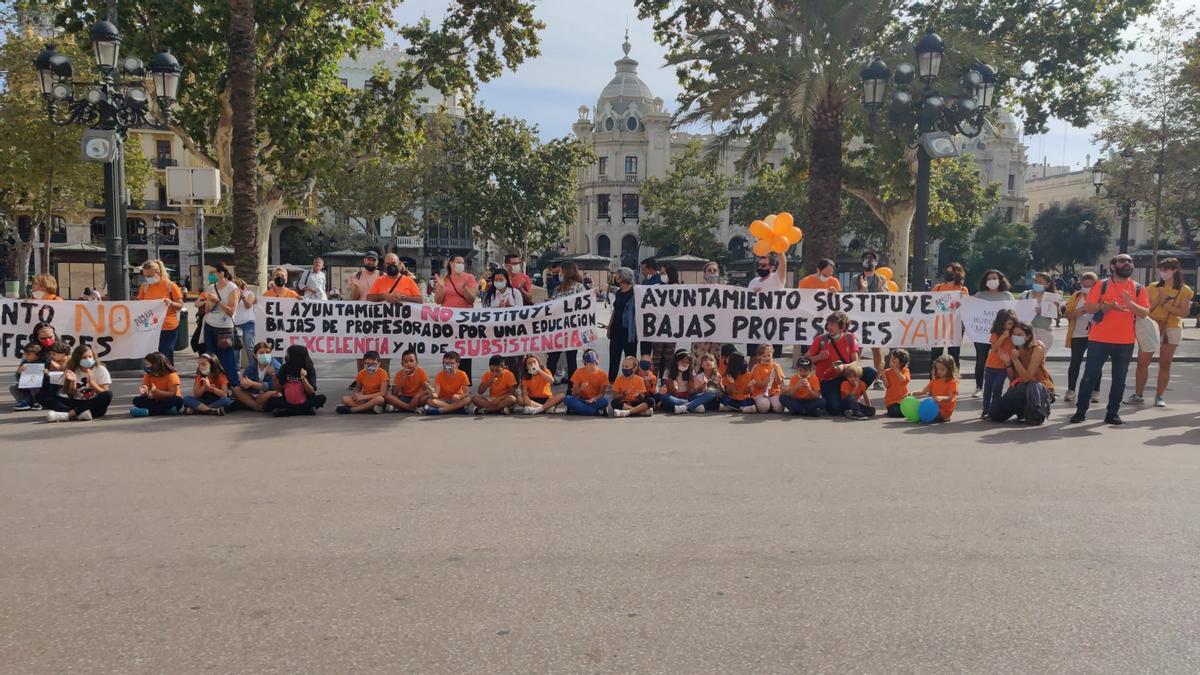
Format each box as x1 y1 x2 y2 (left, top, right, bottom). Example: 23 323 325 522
752 238 774 257
749 219 772 240
888 279 899 292
775 212 794 229
876 266 893 281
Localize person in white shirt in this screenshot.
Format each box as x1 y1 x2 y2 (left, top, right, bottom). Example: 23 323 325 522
233 278 258 369
747 252 787 358
45 345 113 422
300 257 327 301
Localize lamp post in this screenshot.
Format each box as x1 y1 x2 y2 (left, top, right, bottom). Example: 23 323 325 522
33 6 181 300
859 31 998 290
1151 161 1165 269
1091 149 1134 255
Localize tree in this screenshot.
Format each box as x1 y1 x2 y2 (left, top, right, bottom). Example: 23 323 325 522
734 160 807 231
640 139 732 259
1031 201 1112 275
227 0 259 288
966 213 1033 284
40 0 544 286
446 107 592 258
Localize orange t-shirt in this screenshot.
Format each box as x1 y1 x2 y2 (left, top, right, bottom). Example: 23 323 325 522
481 368 517 397
883 367 910 406
986 333 1012 369
392 367 429 397
194 372 229 393
638 371 658 394
522 371 553 399
749 363 783 396
932 282 969 295
722 373 754 399
355 368 390 395
798 274 843 291
143 371 181 394
369 274 421 299
612 373 647 402
928 378 958 419
786 373 820 399
434 368 471 399
840 379 867 401
265 286 301 299
1085 278 1148 345
570 368 609 400
718 360 728 379
137 280 183 330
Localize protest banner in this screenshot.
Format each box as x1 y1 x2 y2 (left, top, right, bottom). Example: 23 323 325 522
254 291 600 359
634 285 964 348
958 297 1038 343
0 299 167 359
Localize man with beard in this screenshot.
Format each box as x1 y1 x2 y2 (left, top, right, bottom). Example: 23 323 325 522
365 252 423 375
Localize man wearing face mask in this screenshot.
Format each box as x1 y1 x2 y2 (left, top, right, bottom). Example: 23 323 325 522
264 267 301 299
349 250 381 302
798 258 842 291
746 252 788 360
504 253 533 304
366 253 423 376
1070 254 1150 425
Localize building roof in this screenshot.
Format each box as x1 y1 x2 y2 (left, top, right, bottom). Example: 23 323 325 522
50 242 105 252
657 254 711 263
595 33 656 119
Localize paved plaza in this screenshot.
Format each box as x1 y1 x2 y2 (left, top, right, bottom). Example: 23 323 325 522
2 335 1199 673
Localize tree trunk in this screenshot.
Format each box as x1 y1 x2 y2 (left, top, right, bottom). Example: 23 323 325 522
228 0 261 286
804 86 844 275
884 206 915 291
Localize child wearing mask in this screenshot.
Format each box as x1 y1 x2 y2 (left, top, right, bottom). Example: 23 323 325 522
658 350 695 414
609 355 653 417
182 353 234 416
882 349 912 418
265 345 326 416
564 349 610 416
780 357 824 416
750 344 785 413
423 351 473 415
45 344 113 422
131 352 184 417
517 354 566 414
472 355 519 414
982 309 1016 419
338 350 389 414
385 350 432 413
11 343 44 411
839 364 875 420
719 352 756 412
233 342 282 412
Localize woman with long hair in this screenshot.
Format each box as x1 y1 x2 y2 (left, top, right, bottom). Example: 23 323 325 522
197 262 241 381
137 260 185 363
1063 271 1101 404
932 261 969 370
434 255 477 379
1130 257 1194 407
970 269 1015 398
546 261 586 386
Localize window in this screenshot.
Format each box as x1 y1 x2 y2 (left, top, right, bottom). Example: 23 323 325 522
1005 207 1014 223
604 118 615 131
596 234 611 257
1023 206 1030 223
597 194 610 219
625 156 638 175
1007 174 1015 191
622 194 639 219
598 157 607 176
156 139 172 159
729 197 742 223
89 217 106 243
626 116 638 131
49 216 67 243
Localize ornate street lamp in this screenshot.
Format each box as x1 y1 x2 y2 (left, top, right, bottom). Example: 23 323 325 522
860 31 1000 289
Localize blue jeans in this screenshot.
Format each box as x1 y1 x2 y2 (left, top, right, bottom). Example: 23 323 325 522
819 367 878 415
182 393 233 412
203 325 240 384
780 394 825 415
1075 341 1135 418
158 327 177 364
238 321 256 370
720 396 755 410
687 390 720 412
657 393 689 410
564 395 608 416
982 367 1008 416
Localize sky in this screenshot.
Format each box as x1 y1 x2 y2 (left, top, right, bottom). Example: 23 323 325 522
391 0 1200 173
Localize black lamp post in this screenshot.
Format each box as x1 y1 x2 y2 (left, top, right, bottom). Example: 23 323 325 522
860 31 998 290
1091 149 1134 255
33 7 180 301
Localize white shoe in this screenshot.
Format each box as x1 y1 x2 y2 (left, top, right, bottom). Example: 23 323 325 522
719 404 738 412
385 404 396 413
1063 390 1076 403
373 405 385 414
611 409 630 418
1090 392 1100 404
642 407 654 417
971 387 982 398
1127 393 1144 404
466 403 478 415
501 406 511 415
77 410 93 421
872 380 885 391
46 411 69 423
547 405 564 415
674 404 688 414
1154 396 1166 408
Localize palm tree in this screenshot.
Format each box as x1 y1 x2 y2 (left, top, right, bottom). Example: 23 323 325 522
227 0 259 281
642 0 899 272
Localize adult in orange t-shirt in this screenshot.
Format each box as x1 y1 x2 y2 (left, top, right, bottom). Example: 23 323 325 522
797 258 842 292
1070 254 1150 425
138 260 186 363
564 349 610 416
131 352 184 416
31 273 62 301
385 350 431 412
367 254 423 304
471 355 519 414
265 267 301 299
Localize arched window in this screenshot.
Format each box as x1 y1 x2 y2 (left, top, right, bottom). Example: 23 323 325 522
620 234 639 269
596 234 611 257
728 236 748 260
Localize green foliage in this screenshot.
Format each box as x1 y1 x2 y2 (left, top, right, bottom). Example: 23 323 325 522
1031 200 1112 274
966 214 1033 284
735 161 807 228
278 220 373 267
640 140 732 259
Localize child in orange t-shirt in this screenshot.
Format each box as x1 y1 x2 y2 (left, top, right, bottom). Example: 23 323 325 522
517 354 566 414
471 355 519 414
424 351 473 415
719 352 756 412
917 355 959 422
718 343 736 379
609 356 653 417
564 349 610 416
982 309 1016 419
750 344 785 413
780 357 824 416
182 353 233 416
385 350 431 413
839 364 875 420
131 351 184 416
883 349 912 417
338 350 389 414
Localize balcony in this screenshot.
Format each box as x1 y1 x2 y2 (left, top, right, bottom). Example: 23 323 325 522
277 205 313 219
624 174 639 183
154 156 178 169
393 236 423 249
128 200 182 212
426 235 473 250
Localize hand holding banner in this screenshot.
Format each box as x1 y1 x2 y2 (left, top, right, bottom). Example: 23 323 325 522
0 299 167 360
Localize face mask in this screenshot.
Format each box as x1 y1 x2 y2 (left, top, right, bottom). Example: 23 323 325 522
818 273 830 282
1159 270 1174 281
442 364 456 373
366 364 378 374
257 353 272 366
385 264 400 276
79 357 95 369
143 365 152 374
944 272 956 282
39 337 55 347
1081 283 1094 291
364 263 377 273
638 360 652 371
32 290 45 299
453 263 465 274
143 276 159 286
986 278 1000 290
508 264 521 274
679 363 691 373
1011 335 1027 347
1115 265 1134 278
527 365 539 374
198 365 211 375
273 277 286 287
208 273 218 284
621 368 634 377
1031 283 1045 293
583 352 598 365
756 268 770 278
494 280 507 290
705 273 720 283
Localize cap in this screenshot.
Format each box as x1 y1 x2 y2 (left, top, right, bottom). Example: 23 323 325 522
795 357 813 369
365 250 380 259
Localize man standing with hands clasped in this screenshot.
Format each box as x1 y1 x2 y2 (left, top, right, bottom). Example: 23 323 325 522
1070 254 1150 425
365 253 423 377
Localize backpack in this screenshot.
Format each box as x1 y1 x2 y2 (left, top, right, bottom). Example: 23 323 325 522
1023 381 1051 426
283 378 308 406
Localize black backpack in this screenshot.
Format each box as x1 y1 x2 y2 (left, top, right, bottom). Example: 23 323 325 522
1023 381 1051 426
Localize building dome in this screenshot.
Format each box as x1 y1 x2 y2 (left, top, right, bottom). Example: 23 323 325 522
595 33 655 130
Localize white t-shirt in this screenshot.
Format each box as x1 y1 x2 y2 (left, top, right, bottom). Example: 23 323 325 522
301 270 327 301
1071 293 1093 338
233 290 256 325
68 365 111 400
485 287 525 308
747 273 785 293
203 282 237 328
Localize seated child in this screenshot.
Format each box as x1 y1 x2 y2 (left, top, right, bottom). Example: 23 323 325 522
423 351 473 415
384 350 432 413
516 354 565 414
750 344 785 413
471 355 518 414
840 364 876 420
182 353 234 416
916 354 959 423
338 350 389 414
719 352 756 412
131 351 184 417
233 342 283 412
609 356 653 417
563 349 610 416
780 357 824 416
882 349 912 418
11 342 44 411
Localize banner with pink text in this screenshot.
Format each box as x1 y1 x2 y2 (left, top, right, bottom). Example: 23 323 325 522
254 291 600 360
0 299 167 359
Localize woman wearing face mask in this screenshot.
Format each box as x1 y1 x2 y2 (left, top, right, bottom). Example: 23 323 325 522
30 274 62 301
232 278 258 369
988 322 1054 423
546 261 586 388
689 261 724 363
805 311 877 416
932 262 970 371
483 268 524 308
1130 258 1193 407
1022 271 1059 351
197 262 242 382
606 267 639 382
1063 271 1101 404
264 267 301 299
970 269 1016 397
137 260 185 363
435 255 478 379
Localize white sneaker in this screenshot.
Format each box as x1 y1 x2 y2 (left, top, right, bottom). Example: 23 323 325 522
872 380 885 391
547 405 564 415
385 404 396 413
719 404 738 412
46 411 69 423
674 404 688 414
77 410 93 421
611 409 630 418
373 405 385 414
1127 393 1144 404
641 407 654 417
466 403 478 415
1090 392 1100 404
1154 396 1166 408
971 387 982 398
1063 390 1076 403
501 405 511 415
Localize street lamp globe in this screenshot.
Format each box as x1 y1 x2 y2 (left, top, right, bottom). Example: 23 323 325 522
914 31 944 82
148 49 182 103
859 56 891 109
89 20 121 70
972 63 997 109
1091 159 1105 188
34 44 59 96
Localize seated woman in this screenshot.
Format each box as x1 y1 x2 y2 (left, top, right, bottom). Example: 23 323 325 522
131 352 184 417
265 345 327 416
988 321 1054 423
232 342 282 412
44 345 114 422
181 353 234 416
